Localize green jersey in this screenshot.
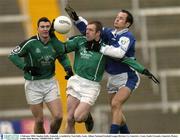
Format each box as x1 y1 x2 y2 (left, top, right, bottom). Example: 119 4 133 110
9 35 71 80
52 36 106 82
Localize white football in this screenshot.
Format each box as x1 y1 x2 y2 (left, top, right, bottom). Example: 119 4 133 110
54 16 72 34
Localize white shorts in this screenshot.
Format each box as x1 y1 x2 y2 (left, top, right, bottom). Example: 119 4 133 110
66 75 101 106
107 72 140 94
25 77 60 105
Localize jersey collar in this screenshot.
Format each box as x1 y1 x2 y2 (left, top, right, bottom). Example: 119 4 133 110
112 28 129 36
36 34 50 45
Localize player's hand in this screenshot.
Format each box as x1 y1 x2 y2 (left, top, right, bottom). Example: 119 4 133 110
142 69 160 84
65 67 74 80
23 66 41 76
49 19 55 37
65 4 79 21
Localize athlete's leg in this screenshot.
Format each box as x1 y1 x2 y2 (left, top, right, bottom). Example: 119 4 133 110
84 112 94 132
65 95 79 134
109 87 131 134
119 114 130 134
30 103 45 133
74 102 94 132
46 98 63 133
74 102 91 122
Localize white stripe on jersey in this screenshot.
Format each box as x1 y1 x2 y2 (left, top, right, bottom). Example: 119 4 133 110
93 54 104 81
10 39 36 55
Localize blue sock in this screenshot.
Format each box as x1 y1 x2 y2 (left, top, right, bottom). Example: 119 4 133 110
109 124 120 134
120 124 130 134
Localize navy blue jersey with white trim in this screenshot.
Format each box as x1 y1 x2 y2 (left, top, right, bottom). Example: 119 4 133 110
102 27 136 74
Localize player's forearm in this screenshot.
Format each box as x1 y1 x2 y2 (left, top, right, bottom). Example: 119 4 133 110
57 54 71 69
51 36 66 55
64 37 79 53
100 45 126 59
74 17 87 35
122 57 145 73
8 54 26 70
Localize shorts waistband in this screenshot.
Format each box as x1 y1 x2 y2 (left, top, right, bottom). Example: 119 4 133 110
25 76 55 83
75 74 99 85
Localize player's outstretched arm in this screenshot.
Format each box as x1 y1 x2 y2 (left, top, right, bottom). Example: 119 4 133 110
122 57 160 84
142 69 160 84
65 4 87 34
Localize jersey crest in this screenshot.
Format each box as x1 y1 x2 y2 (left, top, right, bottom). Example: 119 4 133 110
118 36 130 51
35 48 41 53
12 46 21 54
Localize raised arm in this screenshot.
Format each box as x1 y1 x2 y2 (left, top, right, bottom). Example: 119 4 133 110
65 4 87 34
122 57 160 84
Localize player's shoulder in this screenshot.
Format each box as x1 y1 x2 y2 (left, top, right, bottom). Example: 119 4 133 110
118 30 135 43
103 27 113 33
101 27 114 40
30 35 38 40
68 35 86 43
19 35 38 47
69 35 84 40
122 30 135 38
26 35 38 42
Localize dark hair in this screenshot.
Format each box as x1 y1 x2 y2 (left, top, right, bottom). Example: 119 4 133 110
37 17 51 27
88 21 103 32
121 9 133 28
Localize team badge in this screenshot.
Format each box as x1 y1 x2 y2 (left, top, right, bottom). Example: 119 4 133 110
12 46 21 54
35 48 41 53
118 36 130 51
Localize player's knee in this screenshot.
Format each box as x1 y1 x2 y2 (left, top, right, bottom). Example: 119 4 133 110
74 114 84 123
111 99 122 110
53 112 63 121
67 115 75 124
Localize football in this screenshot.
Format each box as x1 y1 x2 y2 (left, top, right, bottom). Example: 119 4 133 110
54 16 72 34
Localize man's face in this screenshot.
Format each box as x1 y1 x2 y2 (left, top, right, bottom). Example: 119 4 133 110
114 12 129 30
86 24 99 41
38 21 51 39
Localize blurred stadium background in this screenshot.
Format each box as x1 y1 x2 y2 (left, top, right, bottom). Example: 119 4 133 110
0 0 180 134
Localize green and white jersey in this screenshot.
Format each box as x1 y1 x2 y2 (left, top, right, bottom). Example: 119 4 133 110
9 34 71 80
60 36 106 82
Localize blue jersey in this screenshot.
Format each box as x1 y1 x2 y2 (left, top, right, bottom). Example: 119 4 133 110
102 27 136 74
75 19 136 74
